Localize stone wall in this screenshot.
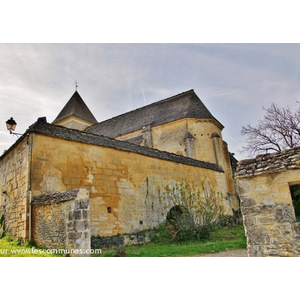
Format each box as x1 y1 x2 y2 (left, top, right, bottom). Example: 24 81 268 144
0 136 30 240
236 147 300 257
91 231 154 248
29 126 233 238
118 118 237 204
31 189 90 256
117 118 225 164
0 120 236 242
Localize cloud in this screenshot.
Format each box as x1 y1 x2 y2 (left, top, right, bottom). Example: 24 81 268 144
1 43 300 160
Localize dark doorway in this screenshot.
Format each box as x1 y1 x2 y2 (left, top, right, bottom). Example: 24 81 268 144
290 184 300 222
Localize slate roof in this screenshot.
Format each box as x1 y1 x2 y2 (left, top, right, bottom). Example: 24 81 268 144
86 89 222 137
52 91 97 125
235 147 300 178
27 120 224 173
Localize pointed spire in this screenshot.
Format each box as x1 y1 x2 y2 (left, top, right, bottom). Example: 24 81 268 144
52 91 97 125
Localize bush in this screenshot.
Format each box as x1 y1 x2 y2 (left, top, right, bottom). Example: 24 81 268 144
218 215 239 227
157 180 225 243
173 227 210 243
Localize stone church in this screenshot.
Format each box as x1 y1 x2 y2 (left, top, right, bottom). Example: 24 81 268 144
0 89 238 250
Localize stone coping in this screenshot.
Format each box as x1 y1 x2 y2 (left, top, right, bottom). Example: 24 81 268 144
31 189 81 205
236 147 300 178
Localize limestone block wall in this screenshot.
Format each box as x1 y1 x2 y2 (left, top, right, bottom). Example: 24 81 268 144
30 132 232 238
116 117 236 199
236 147 300 257
31 189 90 256
116 118 227 165
0 137 30 240
152 119 191 157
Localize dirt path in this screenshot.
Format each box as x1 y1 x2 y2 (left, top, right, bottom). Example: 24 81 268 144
195 249 248 257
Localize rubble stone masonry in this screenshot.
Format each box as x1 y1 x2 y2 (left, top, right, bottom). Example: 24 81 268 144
236 147 300 257
31 189 90 256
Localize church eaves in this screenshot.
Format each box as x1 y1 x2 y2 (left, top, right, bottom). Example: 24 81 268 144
52 91 97 125
85 89 223 137
28 121 224 173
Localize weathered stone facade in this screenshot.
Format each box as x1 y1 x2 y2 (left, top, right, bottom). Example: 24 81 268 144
0 136 30 240
29 122 232 237
0 121 234 245
236 147 300 257
0 89 238 250
31 189 90 256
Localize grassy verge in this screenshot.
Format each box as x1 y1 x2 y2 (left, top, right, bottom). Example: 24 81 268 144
0 225 247 257
0 236 62 257
94 225 247 257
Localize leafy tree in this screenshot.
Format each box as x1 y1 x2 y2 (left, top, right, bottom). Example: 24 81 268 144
241 103 300 156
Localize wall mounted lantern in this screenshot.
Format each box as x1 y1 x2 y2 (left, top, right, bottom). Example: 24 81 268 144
6 117 22 137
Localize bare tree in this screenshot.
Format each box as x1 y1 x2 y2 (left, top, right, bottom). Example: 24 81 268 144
241 103 300 156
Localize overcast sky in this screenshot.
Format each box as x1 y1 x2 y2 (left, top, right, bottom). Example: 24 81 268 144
2 1 300 295
1 43 300 160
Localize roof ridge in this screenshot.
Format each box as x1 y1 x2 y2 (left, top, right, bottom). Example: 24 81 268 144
87 89 195 130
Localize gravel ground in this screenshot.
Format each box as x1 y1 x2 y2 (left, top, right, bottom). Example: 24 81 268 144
196 249 248 257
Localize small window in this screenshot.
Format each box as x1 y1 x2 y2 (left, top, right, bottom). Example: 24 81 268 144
107 207 112 213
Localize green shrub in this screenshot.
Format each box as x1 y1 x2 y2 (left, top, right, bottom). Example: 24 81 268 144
218 215 238 227
156 180 225 243
173 227 210 243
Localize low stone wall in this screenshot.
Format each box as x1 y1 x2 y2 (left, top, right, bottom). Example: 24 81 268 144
91 231 154 249
31 189 90 257
236 147 300 257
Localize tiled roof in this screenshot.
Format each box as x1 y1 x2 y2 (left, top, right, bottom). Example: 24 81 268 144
235 147 300 178
52 91 97 125
28 120 224 173
86 90 222 137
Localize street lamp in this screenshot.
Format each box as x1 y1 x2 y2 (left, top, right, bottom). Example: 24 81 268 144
6 117 22 137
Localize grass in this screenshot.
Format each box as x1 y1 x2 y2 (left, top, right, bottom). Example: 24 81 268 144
94 225 247 257
0 236 62 257
0 225 247 257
